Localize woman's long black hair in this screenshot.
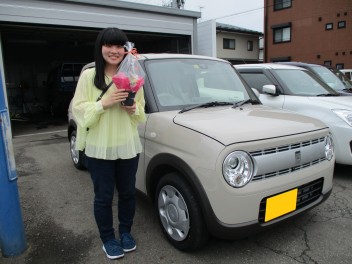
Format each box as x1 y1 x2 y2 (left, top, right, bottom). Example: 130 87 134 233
94 27 128 90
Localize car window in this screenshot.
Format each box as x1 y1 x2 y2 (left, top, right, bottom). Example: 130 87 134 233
332 69 352 89
146 59 249 109
311 66 345 91
274 69 331 95
239 72 273 93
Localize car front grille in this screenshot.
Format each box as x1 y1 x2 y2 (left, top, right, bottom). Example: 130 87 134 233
258 178 324 223
250 137 326 182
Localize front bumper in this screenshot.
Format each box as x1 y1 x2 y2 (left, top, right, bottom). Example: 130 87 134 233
205 186 332 240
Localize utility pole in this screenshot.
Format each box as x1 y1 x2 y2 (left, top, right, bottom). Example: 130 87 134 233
0 69 27 257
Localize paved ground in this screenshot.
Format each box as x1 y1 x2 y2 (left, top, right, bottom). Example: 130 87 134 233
1 119 352 263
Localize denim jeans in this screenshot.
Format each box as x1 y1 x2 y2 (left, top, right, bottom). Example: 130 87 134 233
86 155 139 243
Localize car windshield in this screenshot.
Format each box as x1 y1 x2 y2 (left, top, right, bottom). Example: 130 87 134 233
145 58 253 109
310 66 346 91
273 69 336 96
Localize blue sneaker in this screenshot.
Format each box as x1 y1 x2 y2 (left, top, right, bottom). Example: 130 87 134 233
102 239 124 259
120 233 136 252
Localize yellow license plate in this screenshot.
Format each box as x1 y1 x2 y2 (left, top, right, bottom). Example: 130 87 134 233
265 189 298 222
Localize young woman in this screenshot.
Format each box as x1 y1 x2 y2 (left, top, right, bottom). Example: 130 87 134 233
72 27 146 260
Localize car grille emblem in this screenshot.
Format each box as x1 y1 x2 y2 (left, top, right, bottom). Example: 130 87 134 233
295 151 301 164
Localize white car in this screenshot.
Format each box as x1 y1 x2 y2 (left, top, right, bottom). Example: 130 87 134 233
340 69 352 81
68 55 334 251
236 63 352 165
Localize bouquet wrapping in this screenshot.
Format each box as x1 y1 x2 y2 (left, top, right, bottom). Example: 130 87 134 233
112 42 145 106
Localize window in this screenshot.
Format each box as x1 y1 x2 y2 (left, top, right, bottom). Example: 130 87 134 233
338 21 346 28
223 38 235 49
247 41 253 51
325 23 333 30
273 26 291 43
324 60 332 67
274 0 292 10
239 72 273 93
336 64 344 70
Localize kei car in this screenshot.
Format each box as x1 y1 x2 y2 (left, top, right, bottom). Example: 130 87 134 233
68 54 334 251
235 63 352 165
277 62 352 95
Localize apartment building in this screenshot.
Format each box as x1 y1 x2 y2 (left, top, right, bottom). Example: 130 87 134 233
264 0 352 69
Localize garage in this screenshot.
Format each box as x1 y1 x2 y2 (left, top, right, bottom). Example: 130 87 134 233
0 0 200 130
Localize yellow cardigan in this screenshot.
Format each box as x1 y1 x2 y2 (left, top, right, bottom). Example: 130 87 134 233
72 68 146 160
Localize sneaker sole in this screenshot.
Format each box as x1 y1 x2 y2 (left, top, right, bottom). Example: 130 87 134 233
123 245 136 253
102 245 124 259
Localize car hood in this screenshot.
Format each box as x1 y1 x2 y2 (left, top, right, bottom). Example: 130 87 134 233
308 96 352 108
173 105 326 145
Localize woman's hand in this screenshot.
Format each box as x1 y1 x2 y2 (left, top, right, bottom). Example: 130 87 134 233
101 89 128 109
121 103 136 115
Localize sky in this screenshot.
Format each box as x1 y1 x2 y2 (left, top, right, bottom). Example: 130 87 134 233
121 0 264 32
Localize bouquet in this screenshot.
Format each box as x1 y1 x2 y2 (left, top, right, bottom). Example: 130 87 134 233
112 42 145 106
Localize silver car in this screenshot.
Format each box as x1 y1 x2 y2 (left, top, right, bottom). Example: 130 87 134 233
69 55 334 251
236 63 352 165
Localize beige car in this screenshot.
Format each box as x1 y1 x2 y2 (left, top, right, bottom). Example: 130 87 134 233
68 54 335 251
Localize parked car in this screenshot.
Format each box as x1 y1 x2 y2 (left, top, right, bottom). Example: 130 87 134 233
47 62 86 116
69 55 334 251
340 69 352 81
277 62 352 95
334 68 352 88
235 63 352 165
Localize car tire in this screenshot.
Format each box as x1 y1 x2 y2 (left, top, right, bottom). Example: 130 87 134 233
69 130 86 170
155 172 209 251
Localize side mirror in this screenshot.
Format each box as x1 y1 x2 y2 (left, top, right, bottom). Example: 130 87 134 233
251 88 260 98
263 84 277 95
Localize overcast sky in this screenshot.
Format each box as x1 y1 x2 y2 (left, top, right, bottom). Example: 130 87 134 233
121 0 264 32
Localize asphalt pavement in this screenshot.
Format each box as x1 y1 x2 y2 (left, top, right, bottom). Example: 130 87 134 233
1 118 352 264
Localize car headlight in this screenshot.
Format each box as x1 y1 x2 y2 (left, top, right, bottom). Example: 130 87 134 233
223 151 254 188
332 109 352 127
325 134 334 161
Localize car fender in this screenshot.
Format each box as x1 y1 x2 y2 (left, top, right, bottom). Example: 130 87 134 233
145 153 215 222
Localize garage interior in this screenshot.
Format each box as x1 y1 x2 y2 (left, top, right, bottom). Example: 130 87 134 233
1 23 191 135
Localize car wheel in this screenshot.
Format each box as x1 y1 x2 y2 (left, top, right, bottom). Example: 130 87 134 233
155 172 209 251
69 130 85 170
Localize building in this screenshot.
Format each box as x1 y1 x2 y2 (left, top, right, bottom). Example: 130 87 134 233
197 20 263 64
264 0 352 69
0 0 200 117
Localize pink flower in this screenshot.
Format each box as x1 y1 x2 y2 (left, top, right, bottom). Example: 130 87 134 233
112 72 144 92
112 72 131 90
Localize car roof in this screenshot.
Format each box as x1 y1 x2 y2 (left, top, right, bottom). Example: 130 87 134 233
277 62 326 69
81 53 229 72
234 63 306 70
139 53 228 62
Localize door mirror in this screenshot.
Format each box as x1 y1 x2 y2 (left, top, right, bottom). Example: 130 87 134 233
263 84 277 95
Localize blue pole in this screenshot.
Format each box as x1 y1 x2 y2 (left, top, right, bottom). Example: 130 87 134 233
0 70 27 257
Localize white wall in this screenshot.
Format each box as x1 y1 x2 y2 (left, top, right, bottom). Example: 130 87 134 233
196 20 216 57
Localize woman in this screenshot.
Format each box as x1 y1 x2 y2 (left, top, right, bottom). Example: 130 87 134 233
72 27 146 260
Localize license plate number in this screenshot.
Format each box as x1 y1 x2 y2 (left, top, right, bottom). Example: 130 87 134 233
265 189 298 222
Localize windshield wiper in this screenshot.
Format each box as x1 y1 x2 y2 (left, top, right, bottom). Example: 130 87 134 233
316 93 339 96
232 99 259 109
179 101 233 113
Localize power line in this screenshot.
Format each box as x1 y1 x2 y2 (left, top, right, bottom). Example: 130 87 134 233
213 6 264 21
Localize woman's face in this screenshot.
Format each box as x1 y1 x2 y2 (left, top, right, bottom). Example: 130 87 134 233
102 44 125 67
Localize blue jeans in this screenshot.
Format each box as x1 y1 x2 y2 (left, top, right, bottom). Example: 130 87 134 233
86 155 139 243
